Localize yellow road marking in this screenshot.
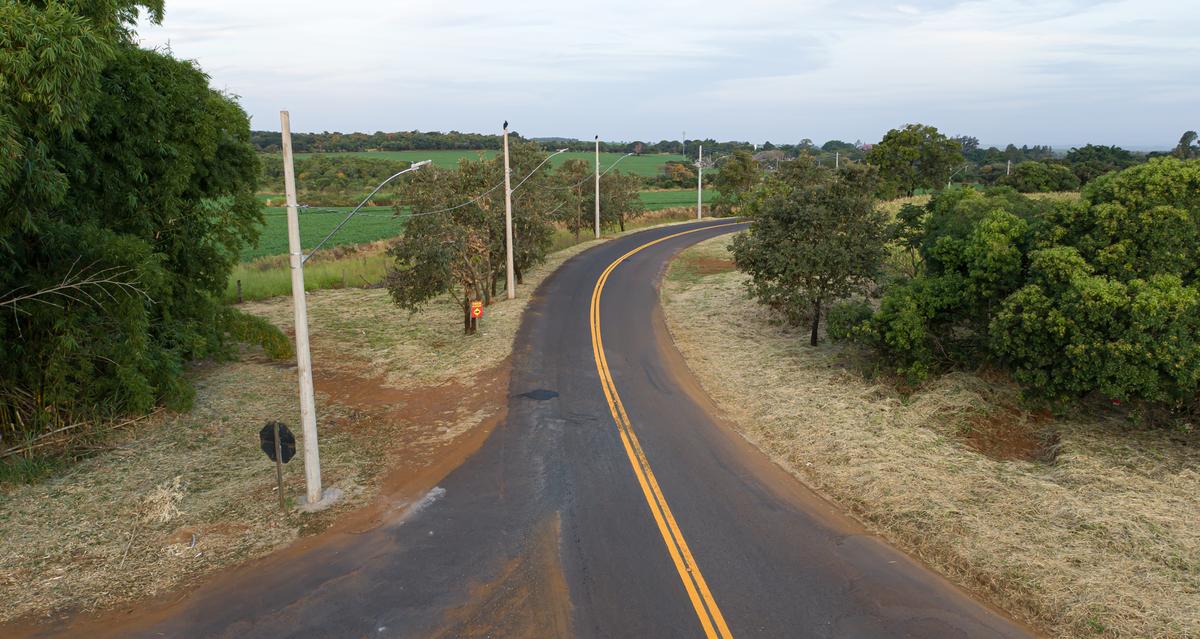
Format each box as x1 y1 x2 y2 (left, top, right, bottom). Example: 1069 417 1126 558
589 222 741 639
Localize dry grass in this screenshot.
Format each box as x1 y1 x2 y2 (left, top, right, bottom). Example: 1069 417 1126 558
0 359 382 622
661 234 1199 639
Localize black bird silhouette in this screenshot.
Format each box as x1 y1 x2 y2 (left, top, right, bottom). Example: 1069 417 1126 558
503 120 508 129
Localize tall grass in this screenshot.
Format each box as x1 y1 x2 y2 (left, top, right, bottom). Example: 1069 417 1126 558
226 246 392 303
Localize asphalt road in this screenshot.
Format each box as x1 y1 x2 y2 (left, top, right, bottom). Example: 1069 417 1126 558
34 220 1036 638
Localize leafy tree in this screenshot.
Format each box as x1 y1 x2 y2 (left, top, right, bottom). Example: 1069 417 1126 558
1065 144 1138 184
866 123 964 198
1173 130 1198 160
597 170 645 232
730 161 887 345
845 159 1200 410
1 1 261 441
386 143 561 327
712 150 759 216
996 161 1081 192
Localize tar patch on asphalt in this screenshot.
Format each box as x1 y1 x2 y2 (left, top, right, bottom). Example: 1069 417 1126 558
518 389 559 401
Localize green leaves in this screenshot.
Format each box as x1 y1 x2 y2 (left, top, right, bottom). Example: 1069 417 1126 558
1 3 261 438
730 160 887 342
866 123 964 198
854 160 1200 411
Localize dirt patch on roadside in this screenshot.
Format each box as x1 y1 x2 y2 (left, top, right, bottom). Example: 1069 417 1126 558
432 515 572 639
961 408 1059 463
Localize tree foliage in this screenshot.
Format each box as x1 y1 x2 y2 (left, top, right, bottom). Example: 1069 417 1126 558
841 159 1200 410
712 150 760 216
730 160 887 345
996 161 1080 193
1 1 261 439
866 123 964 198
385 142 562 329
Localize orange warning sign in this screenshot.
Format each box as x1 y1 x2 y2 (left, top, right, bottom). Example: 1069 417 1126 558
470 300 483 318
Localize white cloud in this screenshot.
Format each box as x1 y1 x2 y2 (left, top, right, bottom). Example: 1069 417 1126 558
137 0 1200 147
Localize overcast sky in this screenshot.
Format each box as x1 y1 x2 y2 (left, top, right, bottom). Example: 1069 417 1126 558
137 0 1199 149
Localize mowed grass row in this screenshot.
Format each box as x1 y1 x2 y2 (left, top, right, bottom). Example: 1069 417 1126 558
289 150 686 177
244 189 715 261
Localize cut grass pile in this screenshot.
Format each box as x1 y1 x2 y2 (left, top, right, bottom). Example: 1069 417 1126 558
287 150 685 177
660 234 1199 639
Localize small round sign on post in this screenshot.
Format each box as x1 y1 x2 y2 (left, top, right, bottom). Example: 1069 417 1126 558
260 421 296 512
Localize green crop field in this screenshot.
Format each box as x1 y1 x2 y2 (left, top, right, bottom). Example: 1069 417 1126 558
640 189 715 211
244 206 405 261
290 150 685 177
244 188 711 261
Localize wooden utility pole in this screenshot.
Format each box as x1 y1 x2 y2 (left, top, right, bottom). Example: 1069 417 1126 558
503 121 515 300
696 144 703 220
280 111 322 506
835 151 840 170
594 136 601 239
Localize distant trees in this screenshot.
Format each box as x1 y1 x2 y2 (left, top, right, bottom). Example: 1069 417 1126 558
996 161 1080 192
2 0 263 439
730 161 888 346
1065 144 1138 184
712 150 760 216
867 124 964 198
1173 131 1198 159
259 154 416 204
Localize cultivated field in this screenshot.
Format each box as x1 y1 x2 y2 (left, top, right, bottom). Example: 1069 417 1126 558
244 206 403 261
290 150 686 177
244 190 713 261
661 234 1200 639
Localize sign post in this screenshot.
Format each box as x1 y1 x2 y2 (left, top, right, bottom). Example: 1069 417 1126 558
260 421 297 513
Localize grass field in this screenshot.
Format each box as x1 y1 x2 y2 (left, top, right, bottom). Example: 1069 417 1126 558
640 189 715 210
290 150 685 177
244 190 711 261
244 206 404 261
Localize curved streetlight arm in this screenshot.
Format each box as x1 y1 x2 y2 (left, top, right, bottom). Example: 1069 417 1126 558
303 159 431 263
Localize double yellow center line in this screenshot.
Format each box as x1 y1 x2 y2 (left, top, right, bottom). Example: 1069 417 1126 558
588 223 741 639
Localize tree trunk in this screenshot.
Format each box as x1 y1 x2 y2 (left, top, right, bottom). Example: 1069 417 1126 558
618 214 625 232
515 264 523 285
810 299 821 346
463 295 473 335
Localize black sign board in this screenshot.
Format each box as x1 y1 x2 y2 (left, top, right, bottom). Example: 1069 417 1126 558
260 421 296 464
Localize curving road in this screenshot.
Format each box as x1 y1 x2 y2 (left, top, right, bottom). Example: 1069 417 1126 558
34 220 1036 638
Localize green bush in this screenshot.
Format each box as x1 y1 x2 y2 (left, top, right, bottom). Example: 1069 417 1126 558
224 309 293 360
1 3 260 438
996 161 1080 193
826 300 874 342
860 158 1200 408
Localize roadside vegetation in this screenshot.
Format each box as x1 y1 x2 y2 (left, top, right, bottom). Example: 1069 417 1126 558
661 138 1200 637
663 234 1198 639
